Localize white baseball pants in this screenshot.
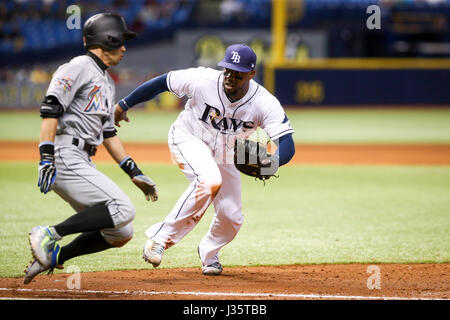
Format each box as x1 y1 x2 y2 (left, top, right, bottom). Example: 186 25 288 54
145 125 244 266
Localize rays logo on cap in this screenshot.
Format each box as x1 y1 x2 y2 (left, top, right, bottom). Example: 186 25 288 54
218 44 257 73
231 51 241 63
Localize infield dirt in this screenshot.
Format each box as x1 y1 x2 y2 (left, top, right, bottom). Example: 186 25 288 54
1 141 450 165
0 264 448 300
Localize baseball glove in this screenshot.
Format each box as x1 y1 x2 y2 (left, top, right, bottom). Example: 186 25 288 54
233 138 278 182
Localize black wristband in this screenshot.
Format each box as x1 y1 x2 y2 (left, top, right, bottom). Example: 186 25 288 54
39 143 55 162
120 156 142 178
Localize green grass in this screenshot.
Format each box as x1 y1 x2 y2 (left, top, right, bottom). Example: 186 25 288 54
1 162 449 278
1 108 450 143
288 108 450 144
0 108 449 279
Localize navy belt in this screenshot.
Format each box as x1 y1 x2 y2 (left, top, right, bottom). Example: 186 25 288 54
72 138 97 157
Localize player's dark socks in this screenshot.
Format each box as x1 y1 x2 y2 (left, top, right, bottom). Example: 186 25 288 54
57 230 114 265
53 205 114 237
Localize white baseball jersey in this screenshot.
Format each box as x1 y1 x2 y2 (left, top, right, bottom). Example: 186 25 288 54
46 55 116 146
166 67 294 163
146 66 294 267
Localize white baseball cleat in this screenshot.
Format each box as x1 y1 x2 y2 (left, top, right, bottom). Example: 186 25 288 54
24 259 51 285
143 239 165 268
202 262 223 276
24 243 62 284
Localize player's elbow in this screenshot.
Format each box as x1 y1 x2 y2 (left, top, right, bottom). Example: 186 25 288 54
288 142 296 160
281 144 295 166
278 134 295 166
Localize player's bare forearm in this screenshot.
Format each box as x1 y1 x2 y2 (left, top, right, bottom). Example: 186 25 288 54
103 135 128 163
39 118 58 143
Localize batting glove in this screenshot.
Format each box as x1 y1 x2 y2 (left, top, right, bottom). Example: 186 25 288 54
38 161 56 194
120 156 158 202
132 174 158 202
38 141 57 194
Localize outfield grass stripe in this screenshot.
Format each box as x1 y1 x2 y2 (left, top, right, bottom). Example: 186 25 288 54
1 109 450 143
0 287 445 300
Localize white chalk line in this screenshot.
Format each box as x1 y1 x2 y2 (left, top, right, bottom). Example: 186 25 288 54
0 296 75 300
0 287 446 300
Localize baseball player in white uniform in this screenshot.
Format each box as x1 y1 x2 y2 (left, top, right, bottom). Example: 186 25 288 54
24 13 158 284
115 44 295 275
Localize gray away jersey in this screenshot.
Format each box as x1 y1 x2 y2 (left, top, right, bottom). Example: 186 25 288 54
46 55 116 146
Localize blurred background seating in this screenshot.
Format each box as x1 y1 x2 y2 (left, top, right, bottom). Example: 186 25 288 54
1 0 449 60
0 0 449 108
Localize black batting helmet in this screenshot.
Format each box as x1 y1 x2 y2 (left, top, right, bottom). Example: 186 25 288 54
82 13 136 50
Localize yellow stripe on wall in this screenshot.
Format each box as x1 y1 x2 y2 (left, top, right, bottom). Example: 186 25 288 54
271 0 286 65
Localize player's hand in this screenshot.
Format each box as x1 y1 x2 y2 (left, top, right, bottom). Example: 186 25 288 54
114 103 130 127
38 161 56 194
132 174 158 202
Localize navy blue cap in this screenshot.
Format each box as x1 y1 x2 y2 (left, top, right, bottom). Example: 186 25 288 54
218 44 257 73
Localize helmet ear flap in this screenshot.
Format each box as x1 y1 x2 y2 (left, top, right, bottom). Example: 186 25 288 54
107 35 122 48
83 34 94 49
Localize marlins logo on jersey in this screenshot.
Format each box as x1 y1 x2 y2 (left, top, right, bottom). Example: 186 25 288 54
84 85 105 112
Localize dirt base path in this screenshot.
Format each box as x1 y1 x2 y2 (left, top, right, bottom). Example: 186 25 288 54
2 141 450 165
0 264 448 300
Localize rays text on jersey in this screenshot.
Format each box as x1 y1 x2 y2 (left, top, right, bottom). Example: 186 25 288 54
199 103 254 133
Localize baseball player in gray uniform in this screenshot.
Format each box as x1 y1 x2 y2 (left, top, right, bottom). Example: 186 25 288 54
24 13 158 284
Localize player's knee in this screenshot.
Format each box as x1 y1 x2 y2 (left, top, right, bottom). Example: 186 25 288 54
204 179 222 198
114 224 134 247
199 173 222 198
111 234 133 248
107 197 135 229
210 182 222 198
231 213 244 233
124 201 136 223
102 223 134 247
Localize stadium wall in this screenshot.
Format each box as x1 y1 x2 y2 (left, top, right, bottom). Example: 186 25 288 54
264 59 450 106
